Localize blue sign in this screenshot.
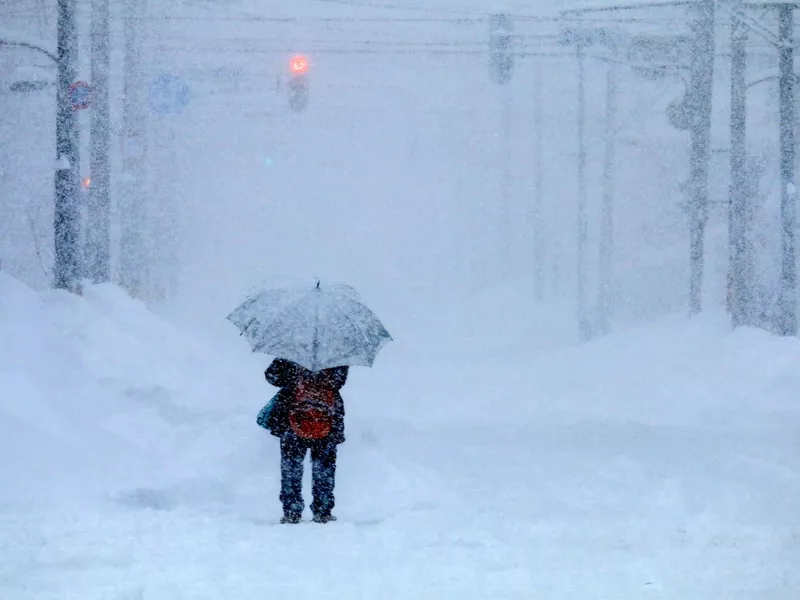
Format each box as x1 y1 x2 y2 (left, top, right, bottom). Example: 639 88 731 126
148 74 190 116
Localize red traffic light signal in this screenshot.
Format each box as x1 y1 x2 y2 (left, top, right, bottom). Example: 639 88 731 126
290 55 309 75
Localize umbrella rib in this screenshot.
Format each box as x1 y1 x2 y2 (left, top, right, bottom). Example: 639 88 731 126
240 316 257 337
249 288 320 356
328 300 375 352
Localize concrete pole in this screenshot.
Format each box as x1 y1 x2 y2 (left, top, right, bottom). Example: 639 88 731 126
777 3 796 335
86 0 111 283
53 0 80 292
729 15 748 327
533 57 545 302
687 0 715 315
598 58 617 336
577 43 591 341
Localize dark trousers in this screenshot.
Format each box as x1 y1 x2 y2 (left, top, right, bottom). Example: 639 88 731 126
280 431 337 516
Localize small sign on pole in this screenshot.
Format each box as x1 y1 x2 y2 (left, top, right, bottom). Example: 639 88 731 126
69 81 91 110
148 74 190 116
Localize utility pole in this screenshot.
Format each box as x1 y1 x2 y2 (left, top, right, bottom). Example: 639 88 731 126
86 0 111 283
598 58 618 336
500 86 512 273
533 57 545 302
489 13 514 276
119 0 148 297
687 0 715 315
777 2 796 336
729 14 748 328
54 0 80 292
577 42 591 341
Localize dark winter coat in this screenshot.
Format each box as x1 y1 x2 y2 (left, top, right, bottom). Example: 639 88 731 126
264 358 348 445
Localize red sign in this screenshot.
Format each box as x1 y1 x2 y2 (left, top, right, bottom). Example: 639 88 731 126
290 55 309 75
69 81 91 110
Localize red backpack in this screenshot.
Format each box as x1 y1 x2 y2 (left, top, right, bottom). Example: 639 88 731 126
288 377 336 440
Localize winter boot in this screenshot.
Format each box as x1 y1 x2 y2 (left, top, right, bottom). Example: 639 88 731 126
312 513 337 524
281 512 302 524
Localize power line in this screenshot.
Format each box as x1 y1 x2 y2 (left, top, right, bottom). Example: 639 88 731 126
2 8 705 27
563 1 694 14
155 44 578 58
160 37 492 48
130 14 565 23
135 15 484 23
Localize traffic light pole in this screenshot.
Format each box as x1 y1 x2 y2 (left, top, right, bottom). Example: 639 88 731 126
488 13 514 278
54 0 80 292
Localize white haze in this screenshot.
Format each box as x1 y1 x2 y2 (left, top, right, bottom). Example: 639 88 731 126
5 0 790 329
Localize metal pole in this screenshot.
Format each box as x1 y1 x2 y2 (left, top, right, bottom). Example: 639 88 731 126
577 43 590 340
119 0 148 297
86 0 111 283
687 0 715 315
598 58 617 336
53 0 80 292
533 57 545 302
729 15 748 327
778 2 796 336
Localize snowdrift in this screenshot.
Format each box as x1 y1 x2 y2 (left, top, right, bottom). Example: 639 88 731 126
0 272 262 502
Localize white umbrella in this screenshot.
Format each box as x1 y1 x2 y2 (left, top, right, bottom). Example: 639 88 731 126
227 281 392 372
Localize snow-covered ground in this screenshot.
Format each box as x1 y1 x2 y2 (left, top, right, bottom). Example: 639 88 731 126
1 271 798 599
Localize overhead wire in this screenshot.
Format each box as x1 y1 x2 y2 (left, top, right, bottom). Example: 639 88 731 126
562 1 694 14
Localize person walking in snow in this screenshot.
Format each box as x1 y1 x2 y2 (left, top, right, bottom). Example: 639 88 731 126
263 357 348 524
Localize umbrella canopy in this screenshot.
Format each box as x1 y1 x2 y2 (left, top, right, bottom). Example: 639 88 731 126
227 281 392 372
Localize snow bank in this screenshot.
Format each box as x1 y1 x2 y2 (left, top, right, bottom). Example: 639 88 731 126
0 273 262 503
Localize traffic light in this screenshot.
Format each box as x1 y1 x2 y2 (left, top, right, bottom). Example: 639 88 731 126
288 54 309 112
489 13 514 85
290 55 309 76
